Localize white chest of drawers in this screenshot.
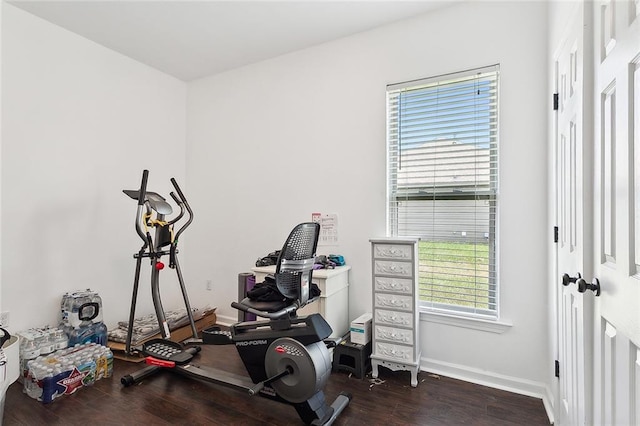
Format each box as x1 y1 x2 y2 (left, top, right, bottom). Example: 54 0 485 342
369 237 421 387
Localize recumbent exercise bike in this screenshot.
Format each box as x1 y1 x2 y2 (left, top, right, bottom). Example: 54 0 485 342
120 170 351 425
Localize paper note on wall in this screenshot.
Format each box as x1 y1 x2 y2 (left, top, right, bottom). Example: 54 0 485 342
312 213 338 246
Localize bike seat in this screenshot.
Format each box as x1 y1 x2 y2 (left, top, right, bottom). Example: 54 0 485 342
237 297 290 315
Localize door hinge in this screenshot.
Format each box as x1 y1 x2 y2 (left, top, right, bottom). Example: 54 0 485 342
553 93 559 111
555 360 560 378
554 226 559 243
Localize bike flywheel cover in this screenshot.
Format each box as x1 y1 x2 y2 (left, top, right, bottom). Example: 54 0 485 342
264 337 331 403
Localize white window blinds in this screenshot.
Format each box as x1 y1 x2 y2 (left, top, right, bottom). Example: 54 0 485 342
387 65 499 319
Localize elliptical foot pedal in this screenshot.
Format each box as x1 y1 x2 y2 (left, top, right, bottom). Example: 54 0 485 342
202 326 233 345
142 339 194 364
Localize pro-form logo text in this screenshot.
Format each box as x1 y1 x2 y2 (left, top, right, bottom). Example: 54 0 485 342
236 339 268 346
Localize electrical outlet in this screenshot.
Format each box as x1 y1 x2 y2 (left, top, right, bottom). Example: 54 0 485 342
0 311 9 328
206 280 212 291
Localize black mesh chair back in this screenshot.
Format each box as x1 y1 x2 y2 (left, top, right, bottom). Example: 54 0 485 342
275 222 320 307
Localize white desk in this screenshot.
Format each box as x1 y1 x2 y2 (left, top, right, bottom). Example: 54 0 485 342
251 265 350 338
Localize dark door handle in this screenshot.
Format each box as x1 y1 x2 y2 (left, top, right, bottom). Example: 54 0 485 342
562 273 581 286
577 277 601 296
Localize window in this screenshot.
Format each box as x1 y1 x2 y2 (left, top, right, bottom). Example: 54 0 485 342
386 65 499 320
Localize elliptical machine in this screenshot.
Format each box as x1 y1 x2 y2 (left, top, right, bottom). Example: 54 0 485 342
120 170 351 425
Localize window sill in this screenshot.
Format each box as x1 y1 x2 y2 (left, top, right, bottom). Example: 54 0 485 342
420 311 512 334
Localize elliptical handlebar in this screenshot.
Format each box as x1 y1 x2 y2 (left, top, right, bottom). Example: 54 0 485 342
124 170 195 263
137 170 149 206
135 170 150 244
128 171 193 245
170 177 193 241
167 192 185 225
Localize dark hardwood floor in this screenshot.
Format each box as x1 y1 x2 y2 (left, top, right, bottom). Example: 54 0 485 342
4 344 550 425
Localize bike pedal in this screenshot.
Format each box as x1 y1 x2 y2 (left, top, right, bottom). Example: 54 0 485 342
202 326 233 345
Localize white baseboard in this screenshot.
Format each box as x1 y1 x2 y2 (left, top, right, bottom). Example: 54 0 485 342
215 314 236 326
543 384 556 424
421 357 555 424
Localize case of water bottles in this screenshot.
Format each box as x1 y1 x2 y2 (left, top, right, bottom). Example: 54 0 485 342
17 327 68 385
60 289 107 347
22 341 113 404
15 289 113 403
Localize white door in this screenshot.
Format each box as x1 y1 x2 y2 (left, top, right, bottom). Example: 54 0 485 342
554 2 594 425
592 1 640 425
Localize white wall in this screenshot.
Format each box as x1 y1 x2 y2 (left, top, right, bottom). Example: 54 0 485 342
186 0 550 402
1 4 187 332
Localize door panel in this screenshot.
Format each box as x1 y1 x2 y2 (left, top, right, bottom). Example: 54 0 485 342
600 84 616 265
592 0 640 424
598 320 639 425
554 3 592 424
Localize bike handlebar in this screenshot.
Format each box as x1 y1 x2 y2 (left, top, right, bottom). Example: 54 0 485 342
231 302 298 319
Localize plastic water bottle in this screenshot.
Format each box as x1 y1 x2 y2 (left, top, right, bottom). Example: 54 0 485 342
38 330 56 356
78 355 96 387
20 337 40 385
39 368 55 403
52 329 68 350
23 362 43 399
93 348 105 380
93 322 107 345
104 347 113 378
92 346 114 379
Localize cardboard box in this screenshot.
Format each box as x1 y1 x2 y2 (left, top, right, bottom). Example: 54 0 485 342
350 312 372 345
